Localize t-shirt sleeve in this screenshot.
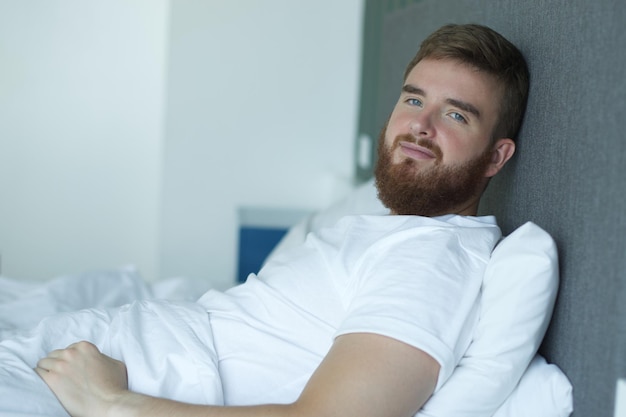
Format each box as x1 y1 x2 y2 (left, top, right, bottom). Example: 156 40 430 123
334 226 488 391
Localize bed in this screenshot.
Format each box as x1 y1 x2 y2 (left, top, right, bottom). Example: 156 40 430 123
0 180 572 416
1 1 625 416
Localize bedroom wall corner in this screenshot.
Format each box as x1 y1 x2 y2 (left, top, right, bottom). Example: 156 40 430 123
157 1 364 290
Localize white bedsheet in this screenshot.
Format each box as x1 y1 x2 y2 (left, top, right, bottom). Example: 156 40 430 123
0 266 208 339
0 267 222 415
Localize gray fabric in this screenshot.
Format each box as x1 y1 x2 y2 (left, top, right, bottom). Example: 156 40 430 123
363 0 626 415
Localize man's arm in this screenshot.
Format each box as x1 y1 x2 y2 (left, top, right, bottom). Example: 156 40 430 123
36 333 439 417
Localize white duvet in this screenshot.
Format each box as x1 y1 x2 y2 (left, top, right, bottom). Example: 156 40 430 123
0 267 223 415
0 265 573 417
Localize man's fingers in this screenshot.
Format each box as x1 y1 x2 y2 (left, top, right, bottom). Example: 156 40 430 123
43 349 64 359
34 365 47 377
36 356 57 372
38 341 98 367
67 340 97 350
34 362 60 387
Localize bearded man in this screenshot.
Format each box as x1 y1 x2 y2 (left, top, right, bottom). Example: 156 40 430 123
30 23 529 417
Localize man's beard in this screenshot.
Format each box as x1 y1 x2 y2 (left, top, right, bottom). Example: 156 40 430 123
374 128 493 216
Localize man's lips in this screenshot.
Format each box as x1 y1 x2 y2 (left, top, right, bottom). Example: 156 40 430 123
398 141 437 160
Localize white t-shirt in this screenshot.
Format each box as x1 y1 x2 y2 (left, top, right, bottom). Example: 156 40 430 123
199 214 501 405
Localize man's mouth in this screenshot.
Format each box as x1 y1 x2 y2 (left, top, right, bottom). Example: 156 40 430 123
397 141 438 161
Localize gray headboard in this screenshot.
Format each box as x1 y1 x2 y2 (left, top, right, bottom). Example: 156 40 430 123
356 1 626 416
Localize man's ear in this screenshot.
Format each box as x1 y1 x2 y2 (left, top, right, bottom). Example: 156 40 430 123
484 138 516 178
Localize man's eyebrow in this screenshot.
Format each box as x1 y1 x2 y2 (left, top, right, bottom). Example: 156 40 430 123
401 84 424 95
446 98 481 119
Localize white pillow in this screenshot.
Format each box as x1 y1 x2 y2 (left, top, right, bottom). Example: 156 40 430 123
266 179 387 261
418 221 562 416
493 355 573 417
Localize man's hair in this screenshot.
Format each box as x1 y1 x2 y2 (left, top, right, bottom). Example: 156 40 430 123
404 23 530 142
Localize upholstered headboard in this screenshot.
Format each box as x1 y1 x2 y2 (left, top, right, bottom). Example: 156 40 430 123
356 1 626 416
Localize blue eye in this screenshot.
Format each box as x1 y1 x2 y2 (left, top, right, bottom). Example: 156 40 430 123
406 98 423 107
450 112 467 123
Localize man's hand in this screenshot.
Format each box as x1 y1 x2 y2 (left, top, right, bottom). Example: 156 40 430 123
35 341 128 417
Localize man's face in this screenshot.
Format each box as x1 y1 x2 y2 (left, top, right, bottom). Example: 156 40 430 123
375 58 506 216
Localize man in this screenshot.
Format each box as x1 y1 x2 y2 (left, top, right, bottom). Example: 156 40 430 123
34 23 529 417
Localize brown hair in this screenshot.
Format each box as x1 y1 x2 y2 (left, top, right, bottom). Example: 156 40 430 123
404 24 529 142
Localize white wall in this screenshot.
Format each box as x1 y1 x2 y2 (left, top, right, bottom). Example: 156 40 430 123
0 0 169 280
0 1 363 288
159 1 363 289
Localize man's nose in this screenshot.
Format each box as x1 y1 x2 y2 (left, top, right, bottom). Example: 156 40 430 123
409 110 435 139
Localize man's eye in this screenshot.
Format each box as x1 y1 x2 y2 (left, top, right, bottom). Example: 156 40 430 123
407 98 423 106
450 112 467 123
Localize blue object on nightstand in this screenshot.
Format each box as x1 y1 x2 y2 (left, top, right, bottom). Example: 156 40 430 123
236 226 288 283
236 207 311 284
